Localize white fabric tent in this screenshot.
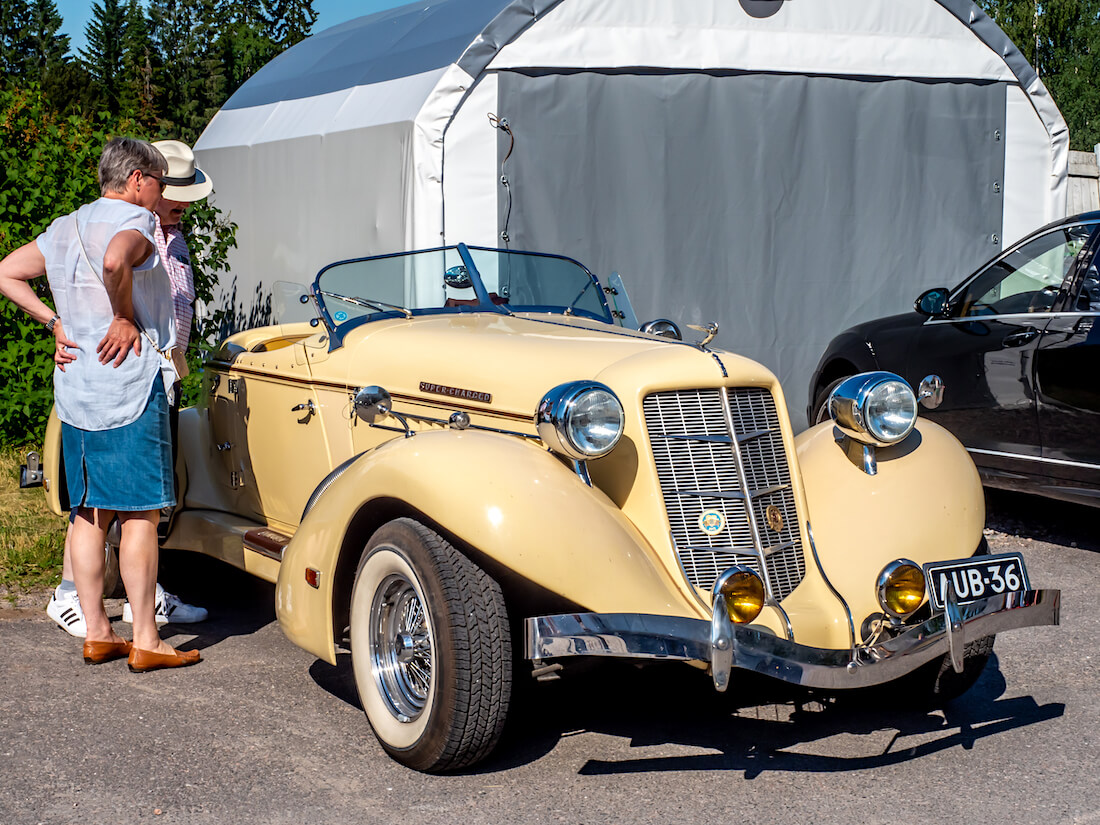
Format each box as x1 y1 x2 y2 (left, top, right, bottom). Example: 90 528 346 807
195 0 1068 424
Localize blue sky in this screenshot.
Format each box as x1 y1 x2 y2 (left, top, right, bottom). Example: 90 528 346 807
55 0 410 56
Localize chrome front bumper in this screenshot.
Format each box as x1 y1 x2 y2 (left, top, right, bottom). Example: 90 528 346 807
525 588 1060 692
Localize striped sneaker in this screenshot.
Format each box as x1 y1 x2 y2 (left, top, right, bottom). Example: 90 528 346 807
46 587 87 638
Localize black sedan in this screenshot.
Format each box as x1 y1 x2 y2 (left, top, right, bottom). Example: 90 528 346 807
809 211 1100 507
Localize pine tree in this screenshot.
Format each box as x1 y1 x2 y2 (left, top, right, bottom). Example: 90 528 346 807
26 0 69 79
264 0 316 49
221 0 279 97
81 0 128 114
119 0 157 127
0 0 33 78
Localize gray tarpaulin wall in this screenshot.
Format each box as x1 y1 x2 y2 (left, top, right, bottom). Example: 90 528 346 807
195 0 1068 426
498 71 1008 397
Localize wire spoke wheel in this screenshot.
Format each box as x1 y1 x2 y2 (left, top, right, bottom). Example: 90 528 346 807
351 518 511 772
370 573 434 721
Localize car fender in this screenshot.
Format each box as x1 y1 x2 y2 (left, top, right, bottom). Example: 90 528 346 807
794 418 985 630
41 407 65 516
276 429 694 664
806 332 878 424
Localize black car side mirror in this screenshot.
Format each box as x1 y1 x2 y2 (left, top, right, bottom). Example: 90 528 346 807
915 287 950 317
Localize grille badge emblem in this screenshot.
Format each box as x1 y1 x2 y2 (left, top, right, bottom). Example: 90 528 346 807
698 510 724 535
765 505 784 533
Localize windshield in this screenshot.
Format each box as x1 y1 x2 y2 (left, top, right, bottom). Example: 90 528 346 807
314 245 612 337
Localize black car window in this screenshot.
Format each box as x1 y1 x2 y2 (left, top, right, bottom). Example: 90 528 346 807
952 225 1092 318
1068 229 1100 312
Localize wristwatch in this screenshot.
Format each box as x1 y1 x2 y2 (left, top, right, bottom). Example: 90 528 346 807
45 315 60 332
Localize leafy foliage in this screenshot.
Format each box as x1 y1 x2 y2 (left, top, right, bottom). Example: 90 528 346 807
980 0 1100 150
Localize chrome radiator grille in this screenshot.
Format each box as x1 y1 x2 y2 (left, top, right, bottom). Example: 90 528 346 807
643 387 806 600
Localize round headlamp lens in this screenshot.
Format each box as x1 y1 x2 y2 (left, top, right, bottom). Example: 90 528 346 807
864 379 918 443
717 569 765 624
877 560 926 618
566 389 624 456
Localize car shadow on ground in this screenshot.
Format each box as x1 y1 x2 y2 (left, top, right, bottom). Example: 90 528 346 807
306 649 1063 776
152 548 276 652
985 489 1100 553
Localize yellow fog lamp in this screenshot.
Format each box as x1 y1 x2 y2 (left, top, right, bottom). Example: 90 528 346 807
876 559 926 619
713 566 765 625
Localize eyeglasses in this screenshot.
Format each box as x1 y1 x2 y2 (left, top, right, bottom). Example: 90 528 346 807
138 170 167 192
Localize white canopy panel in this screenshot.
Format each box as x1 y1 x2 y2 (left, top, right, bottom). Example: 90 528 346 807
195 0 1069 425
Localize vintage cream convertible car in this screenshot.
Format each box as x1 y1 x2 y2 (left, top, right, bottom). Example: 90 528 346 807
34 244 1060 772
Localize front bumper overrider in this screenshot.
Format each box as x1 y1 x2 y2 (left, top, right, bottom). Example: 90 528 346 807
525 588 1060 691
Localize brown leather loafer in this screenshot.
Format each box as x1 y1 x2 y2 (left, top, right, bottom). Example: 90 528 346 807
127 646 201 673
83 639 132 665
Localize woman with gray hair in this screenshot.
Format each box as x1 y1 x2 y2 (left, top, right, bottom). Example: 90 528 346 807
0 136 200 672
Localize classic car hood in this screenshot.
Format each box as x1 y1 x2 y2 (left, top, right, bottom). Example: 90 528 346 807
331 313 776 420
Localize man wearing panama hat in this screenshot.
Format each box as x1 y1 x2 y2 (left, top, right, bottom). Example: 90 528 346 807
45 140 216 638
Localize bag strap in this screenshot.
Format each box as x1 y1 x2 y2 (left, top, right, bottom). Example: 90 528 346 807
72 215 166 357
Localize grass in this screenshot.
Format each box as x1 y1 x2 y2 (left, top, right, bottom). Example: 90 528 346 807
0 446 66 596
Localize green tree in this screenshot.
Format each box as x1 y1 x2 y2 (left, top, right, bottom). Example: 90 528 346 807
25 0 69 80
80 0 128 114
0 0 33 78
220 0 280 97
119 0 158 128
981 0 1100 150
264 0 316 49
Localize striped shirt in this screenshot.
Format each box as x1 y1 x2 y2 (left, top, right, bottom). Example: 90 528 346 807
153 215 196 351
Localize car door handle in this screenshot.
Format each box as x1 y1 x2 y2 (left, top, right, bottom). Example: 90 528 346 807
1002 327 1039 347
291 400 316 420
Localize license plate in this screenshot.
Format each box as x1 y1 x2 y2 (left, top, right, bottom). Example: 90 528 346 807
923 552 1031 610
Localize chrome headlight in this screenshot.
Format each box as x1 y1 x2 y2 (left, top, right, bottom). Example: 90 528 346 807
876 559 926 619
536 381 625 460
828 371 918 446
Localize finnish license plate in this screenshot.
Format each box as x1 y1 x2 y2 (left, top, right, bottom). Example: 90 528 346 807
923 552 1031 610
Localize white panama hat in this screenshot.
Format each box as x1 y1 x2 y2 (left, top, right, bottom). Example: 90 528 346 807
151 139 213 202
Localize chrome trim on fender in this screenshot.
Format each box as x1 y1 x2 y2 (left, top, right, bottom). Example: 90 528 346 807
807 523 856 651
525 588 1060 691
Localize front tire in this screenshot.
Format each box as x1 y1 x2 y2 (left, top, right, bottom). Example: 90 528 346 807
350 518 511 772
903 635 996 706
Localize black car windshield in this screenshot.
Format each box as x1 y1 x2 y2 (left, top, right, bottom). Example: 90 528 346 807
313 245 612 333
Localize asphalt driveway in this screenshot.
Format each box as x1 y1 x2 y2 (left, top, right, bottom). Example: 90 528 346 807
1 489 1096 825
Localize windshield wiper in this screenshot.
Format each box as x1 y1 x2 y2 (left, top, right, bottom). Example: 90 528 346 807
317 288 413 320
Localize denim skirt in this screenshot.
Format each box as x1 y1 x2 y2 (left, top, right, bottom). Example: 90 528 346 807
61 372 175 512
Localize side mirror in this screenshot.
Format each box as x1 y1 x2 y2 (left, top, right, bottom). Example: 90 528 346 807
444 265 473 290
917 374 945 409
353 386 392 424
914 287 950 317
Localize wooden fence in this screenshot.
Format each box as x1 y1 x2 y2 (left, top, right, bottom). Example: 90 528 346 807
1069 149 1100 215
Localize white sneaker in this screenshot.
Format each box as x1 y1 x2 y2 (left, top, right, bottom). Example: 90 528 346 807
122 583 208 625
46 586 87 638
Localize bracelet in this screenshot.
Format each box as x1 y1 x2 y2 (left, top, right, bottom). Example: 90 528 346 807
45 315 60 332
